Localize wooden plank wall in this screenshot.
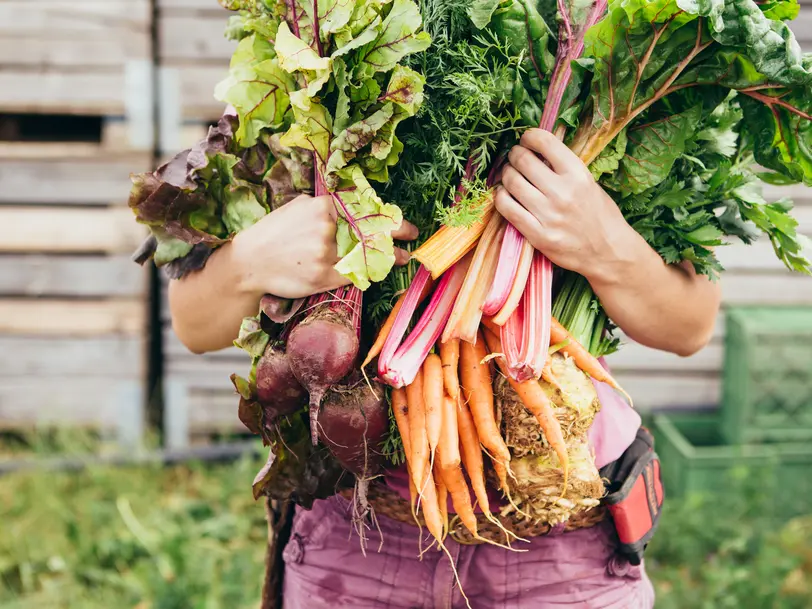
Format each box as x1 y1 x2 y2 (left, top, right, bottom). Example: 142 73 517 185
159 3 812 443
0 144 151 441
156 0 235 155
0 1 152 119
0 1 153 443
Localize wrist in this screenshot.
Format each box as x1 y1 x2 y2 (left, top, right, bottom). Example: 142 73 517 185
230 229 272 299
582 216 647 289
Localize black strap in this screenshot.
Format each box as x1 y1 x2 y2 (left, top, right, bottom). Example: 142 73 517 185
261 497 295 609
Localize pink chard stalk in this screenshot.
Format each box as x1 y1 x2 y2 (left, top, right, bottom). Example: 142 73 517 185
377 264 432 380
377 154 481 387
380 260 469 388
493 0 607 381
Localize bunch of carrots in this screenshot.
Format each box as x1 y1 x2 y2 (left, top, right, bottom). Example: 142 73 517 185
363 264 630 551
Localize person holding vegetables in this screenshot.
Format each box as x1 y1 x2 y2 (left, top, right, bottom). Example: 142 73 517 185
132 0 812 606
168 127 720 608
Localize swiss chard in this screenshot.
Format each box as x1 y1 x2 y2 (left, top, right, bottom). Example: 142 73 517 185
131 0 429 291
216 0 429 289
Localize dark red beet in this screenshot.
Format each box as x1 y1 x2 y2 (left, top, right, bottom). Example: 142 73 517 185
318 381 388 478
256 345 307 417
286 308 359 444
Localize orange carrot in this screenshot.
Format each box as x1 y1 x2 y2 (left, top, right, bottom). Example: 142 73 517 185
482 327 569 493
362 278 435 368
406 370 429 494
455 394 523 545
392 387 420 523
439 338 461 401
440 458 478 538
438 395 460 471
423 353 444 461
510 376 569 484
550 316 632 406
456 397 490 515
434 457 449 538
419 462 445 542
459 334 510 489
392 387 412 459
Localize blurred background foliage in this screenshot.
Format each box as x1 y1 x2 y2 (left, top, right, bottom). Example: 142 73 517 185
1 434 810 609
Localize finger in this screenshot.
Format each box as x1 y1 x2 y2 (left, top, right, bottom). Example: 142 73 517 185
394 247 411 266
501 165 549 219
320 268 353 293
494 186 544 244
392 219 419 241
307 193 338 221
508 145 558 194
520 129 585 176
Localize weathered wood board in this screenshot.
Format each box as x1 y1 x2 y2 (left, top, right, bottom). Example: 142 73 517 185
0 255 146 298
0 1 151 116
161 63 229 122
0 299 146 336
0 335 144 378
0 151 150 205
0 207 147 253
0 377 144 435
0 1 151 68
158 13 236 62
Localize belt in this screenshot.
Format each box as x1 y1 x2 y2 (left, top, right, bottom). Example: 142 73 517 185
339 483 606 546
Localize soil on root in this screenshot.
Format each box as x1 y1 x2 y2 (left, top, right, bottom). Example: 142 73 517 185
500 437 605 525
496 352 601 458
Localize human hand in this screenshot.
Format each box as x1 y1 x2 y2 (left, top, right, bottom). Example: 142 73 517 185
232 194 418 299
495 129 634 283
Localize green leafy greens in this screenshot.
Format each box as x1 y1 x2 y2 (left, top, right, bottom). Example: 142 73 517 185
130 0 430 290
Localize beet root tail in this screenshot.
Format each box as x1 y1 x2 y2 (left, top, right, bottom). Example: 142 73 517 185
309 392 323 446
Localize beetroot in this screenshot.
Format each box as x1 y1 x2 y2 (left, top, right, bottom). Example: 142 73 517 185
255 344 307 418
319 380 388 528
318 381 388 478
286 302 360 445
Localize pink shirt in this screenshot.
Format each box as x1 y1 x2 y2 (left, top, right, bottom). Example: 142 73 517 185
384 359 639 507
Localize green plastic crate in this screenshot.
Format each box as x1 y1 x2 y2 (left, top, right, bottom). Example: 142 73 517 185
722 306 812 445
652 413 812 519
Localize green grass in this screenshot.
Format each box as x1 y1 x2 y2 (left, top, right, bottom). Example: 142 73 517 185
1 455 268 609
1 453 810 608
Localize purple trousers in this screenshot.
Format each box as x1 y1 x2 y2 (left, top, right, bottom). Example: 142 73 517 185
282 495 655 608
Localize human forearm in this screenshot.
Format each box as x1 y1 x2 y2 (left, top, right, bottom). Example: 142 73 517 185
167 195 419 355
497 129 721 357
168 195 344 354
168 239 263 354
584 224 721 357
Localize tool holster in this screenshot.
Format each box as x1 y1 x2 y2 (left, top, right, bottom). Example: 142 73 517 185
600 427 665 566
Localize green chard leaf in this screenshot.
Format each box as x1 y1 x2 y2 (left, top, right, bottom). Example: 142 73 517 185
738 90 812 185
332 165 404 289
279 102 333 166
606 105 702 195
468 0 502 30
327 103 396 174
275 22 333 109
488 0 555 87
590 130 628 180
759 0 800 21
353 0 431 79
214 35 296 146
312 0 356 41
234 315 271 359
